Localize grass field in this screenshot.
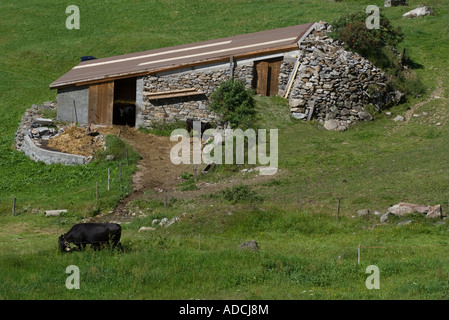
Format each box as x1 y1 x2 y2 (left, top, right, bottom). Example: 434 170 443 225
1 0 449 300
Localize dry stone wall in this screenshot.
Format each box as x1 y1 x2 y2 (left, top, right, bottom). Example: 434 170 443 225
281 22 403 131
140 64 253 128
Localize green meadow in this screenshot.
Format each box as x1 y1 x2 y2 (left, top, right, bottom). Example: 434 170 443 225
1 0 449 299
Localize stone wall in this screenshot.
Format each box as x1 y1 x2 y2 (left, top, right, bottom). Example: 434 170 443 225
283 22 403 131
16 103 91 165
139 64 253 128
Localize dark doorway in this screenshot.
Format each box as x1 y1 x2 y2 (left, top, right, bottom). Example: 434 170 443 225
113 77 136 126
253 57 283 96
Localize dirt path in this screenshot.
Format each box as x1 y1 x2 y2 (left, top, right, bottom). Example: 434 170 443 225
97 126 191 213
404 78 445 123
94 126 280 219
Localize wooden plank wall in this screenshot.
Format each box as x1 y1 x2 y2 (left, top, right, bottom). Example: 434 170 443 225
254 58 282 97
88 81 114 125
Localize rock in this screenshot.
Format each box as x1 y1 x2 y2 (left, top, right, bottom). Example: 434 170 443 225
165 217 180 227
393 115 404 122
159 218 168 226
239 240 259 251
380 212 390 223
357 209 370 217
388 202 429 216
33 118 54 126
45 209 67 217
426 204 442 219
139 227 155 232
358 111 373 121
403 6 433 18
397 220 412 227
291 112 307 120
384 0 408 7
289 99 306 108
152 219 160 225
324 119 339 131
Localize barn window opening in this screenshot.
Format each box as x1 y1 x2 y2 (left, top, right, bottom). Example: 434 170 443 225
252 57 283 96
113 77 136 126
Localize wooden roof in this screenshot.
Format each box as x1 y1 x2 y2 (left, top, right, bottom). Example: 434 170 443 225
50 22 316 89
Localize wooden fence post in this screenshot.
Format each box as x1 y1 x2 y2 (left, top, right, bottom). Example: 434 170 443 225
12 197 16 216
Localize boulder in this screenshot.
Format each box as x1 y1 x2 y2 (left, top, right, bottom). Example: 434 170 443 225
393 115 404 122
289 99 306 108
239 240 259 251
358 111 373 121
357 209 370 217
324 119 339 131
403 6 433 18
388 202 429 215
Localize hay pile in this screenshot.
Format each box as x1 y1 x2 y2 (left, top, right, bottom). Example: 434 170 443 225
46 126 104 157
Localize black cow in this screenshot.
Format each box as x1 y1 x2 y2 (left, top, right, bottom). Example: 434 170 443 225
58 223 122 252
186 119 212 136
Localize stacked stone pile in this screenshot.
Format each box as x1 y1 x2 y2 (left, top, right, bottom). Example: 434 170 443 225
282 22 404 131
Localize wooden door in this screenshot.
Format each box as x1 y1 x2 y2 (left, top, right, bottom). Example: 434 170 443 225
254 58 282 96
88 81 114 125
256 61 269 96
268 60 282 96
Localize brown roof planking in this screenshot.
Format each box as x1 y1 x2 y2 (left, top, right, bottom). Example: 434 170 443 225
49 22 316 90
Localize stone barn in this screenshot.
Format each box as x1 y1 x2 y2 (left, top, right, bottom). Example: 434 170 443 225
50 22 396 130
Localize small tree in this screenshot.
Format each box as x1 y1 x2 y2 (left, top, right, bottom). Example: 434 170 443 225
210 78 256 130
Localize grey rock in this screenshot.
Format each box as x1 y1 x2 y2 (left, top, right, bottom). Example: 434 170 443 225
358 111 373 121
393 115 405 122
403 6 433 18
239 240 259 251
324 119 339 131
357 209 370 217
291 112 307 120
380 212 390 223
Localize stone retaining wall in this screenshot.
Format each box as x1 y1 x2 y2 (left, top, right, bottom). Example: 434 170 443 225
140 64 253 128
15 103 91 165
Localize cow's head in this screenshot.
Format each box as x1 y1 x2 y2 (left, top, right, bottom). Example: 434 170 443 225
58 235 71 252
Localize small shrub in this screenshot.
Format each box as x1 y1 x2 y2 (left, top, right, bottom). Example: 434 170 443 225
331 10 404 58
221 184 262 204
210 79 257 130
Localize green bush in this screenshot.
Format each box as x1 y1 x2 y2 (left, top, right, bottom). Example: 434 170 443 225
210 79 256 130
331 10 404 59
221 184 261 204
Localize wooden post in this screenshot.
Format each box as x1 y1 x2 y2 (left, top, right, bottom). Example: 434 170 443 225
108 168 111 191
164 191 168 209
337 197 341 220
358 244 361 265
230 55 234 79
119 162 122 182
96 182 99 202
12 197 16 216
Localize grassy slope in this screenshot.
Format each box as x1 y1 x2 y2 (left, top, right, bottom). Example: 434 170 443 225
1 0 449 299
